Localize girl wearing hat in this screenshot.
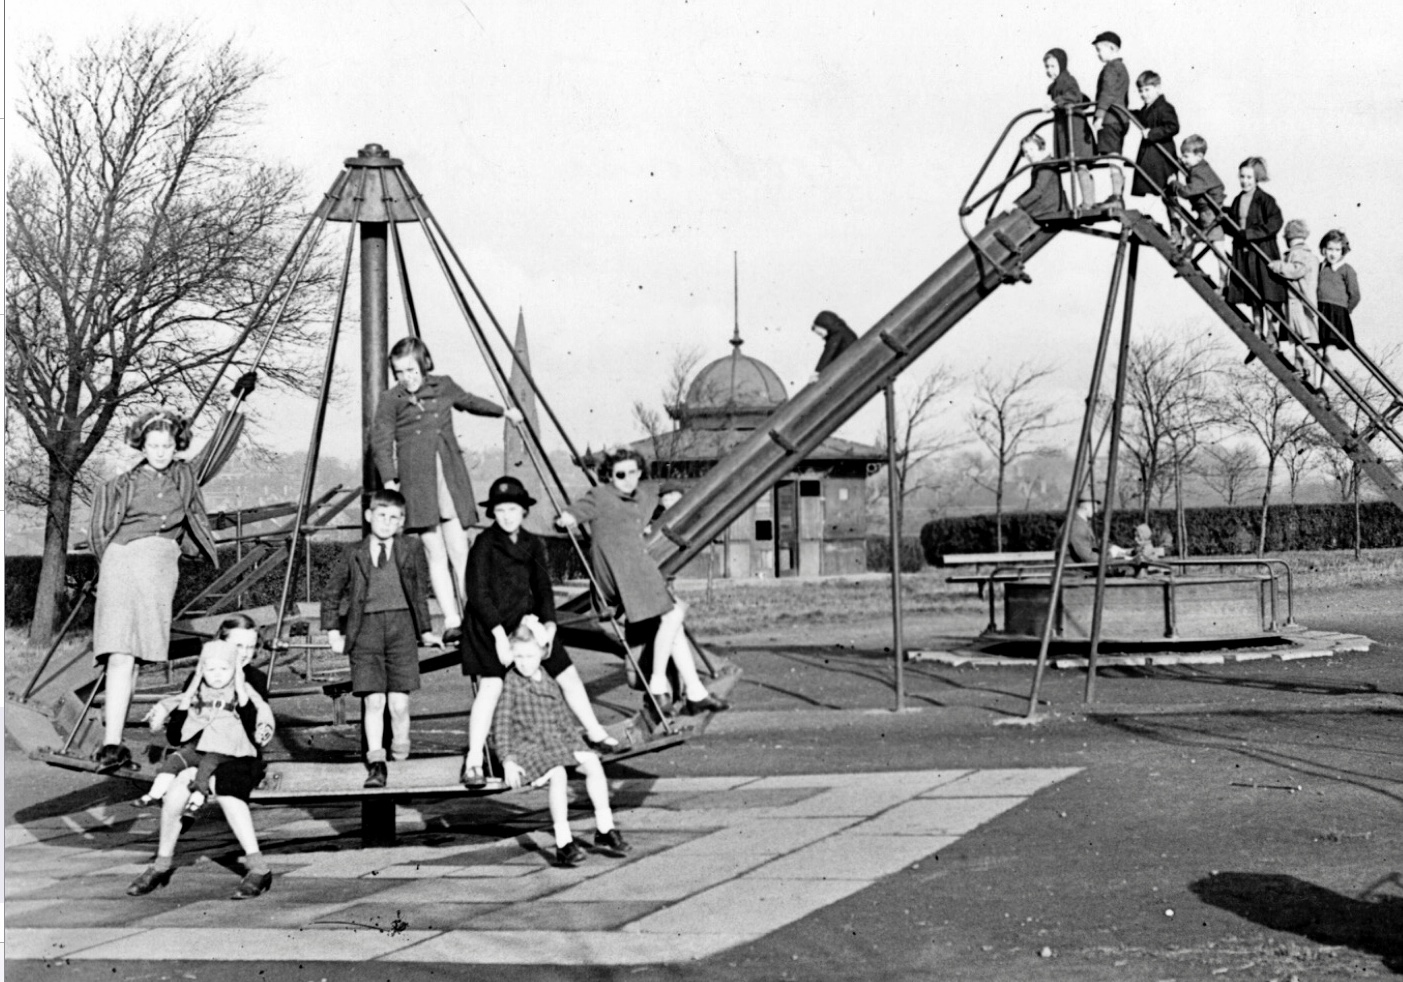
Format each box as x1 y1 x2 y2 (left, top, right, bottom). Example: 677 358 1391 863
88 409 219 772
371 337 522 644
459 475 618 787
556 450 729 717
811 311 858 380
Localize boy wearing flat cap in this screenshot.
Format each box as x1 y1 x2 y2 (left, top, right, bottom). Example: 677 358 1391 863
1067 492 1129 565
1091 31 1129 206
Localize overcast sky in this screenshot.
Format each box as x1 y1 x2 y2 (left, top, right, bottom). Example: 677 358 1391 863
8 0 1402 468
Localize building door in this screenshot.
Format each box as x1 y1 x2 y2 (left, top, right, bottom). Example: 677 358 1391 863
798 479 824 575
774 481 799 576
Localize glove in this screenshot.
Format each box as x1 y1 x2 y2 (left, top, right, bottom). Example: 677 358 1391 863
232 371 258 399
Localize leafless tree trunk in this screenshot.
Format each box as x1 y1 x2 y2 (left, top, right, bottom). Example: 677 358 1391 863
6 25 330 642
870 366 964 520
966 361 1057 552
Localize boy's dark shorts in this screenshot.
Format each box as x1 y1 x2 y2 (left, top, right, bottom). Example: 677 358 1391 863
349 609 422 696
1095 120 1126 155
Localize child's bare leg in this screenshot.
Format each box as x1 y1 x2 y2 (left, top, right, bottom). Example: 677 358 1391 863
555 665 611 743
362 692 387 761
573 751 615 833
440 520 469 623
1075 168 1094 207
387 691 411 760
419 528 461 631
649 604 688 695
101 653 139 747
1108 164 1124 199
665 617 712 702
144 772 177 802
463 676 503 768
543 765 573 846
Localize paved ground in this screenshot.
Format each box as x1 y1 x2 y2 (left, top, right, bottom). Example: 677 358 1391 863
5 582 1402 980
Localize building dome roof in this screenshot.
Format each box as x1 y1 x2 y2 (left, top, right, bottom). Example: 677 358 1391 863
669 339 787 430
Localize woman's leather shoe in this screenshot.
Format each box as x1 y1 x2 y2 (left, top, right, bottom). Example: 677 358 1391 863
126 865 174 896
682 693 730 716
95 743 132 772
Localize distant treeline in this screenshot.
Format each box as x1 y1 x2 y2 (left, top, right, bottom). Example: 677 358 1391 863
920 501 1403 561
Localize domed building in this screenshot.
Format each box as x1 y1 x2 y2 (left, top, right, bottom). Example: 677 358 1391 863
628 329 885 578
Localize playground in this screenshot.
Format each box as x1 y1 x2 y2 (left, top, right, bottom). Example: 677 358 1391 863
8 4 1403 980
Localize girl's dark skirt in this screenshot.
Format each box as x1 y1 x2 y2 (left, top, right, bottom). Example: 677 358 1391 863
92 536 181 665
1318 302 1356 350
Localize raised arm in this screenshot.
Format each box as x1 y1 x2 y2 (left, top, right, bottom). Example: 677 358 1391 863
445 378 505 418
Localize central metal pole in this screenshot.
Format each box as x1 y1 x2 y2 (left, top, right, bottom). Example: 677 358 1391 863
885 383 906 710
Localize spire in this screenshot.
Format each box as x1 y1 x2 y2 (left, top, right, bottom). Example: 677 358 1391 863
503 308 553 533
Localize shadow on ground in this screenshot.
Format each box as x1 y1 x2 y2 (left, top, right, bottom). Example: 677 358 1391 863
1191 871 1403 972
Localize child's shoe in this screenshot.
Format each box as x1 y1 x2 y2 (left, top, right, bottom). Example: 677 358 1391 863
364 761 388 789
183 790 206 815
592 828 632 857
131 794 159 809
554 839 588 867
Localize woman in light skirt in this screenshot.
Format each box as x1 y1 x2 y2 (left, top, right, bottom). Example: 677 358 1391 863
88 410 218 771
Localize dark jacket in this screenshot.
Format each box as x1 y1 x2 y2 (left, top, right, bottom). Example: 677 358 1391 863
321 535 434 653
88 459 218 566
1067 513 1100 564
1093 58 1129 132
1016 163 1065 219
1047 72 1093 159
370 374 504 530
1224 188 1286 306
462 523 556 673
814 323 858 373
1130 96 1180 196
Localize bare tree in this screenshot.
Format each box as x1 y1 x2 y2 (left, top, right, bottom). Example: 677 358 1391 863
631 345 704 475
1118 334 1220 538
870 365 964 515
1198 444 1259 506
1279 429 1318 506
966 361 1058 551
1214 363 1314 554
6 25 330 642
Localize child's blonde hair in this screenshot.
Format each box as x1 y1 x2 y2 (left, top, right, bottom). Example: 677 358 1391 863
508 625 544 657
1239 156 1269 182
1283 219 1310 243
1180 134 1207 156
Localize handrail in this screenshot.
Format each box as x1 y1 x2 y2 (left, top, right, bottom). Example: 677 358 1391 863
963 103 1403 462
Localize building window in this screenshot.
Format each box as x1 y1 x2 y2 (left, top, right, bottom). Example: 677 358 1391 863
755 519 773 541
800 480 821 497
838 487 849 501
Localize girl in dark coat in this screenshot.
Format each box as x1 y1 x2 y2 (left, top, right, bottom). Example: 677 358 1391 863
89 410 219 772
1043 48 1094 206
457 476 618 787
557 450 729 716
1223 157 1286 345
811 310 858 379
370 338 520 640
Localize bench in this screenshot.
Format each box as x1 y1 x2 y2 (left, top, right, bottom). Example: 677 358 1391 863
936 551 1057 596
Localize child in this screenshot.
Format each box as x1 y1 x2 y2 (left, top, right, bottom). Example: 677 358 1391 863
1090 31 1129 205
370 337 522 644
458 476 618 788
1129 71 1179 228
1013 134 1064 220
811 311 857 380
1043 48 1095 206
1224 156 1285 357
1165 135 1228 286
322 489 442 788
1316 229 1361 365
1268 219 1323 392
493 626 632 867
140 640 272 811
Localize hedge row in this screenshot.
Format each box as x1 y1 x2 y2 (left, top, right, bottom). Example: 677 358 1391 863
919 501 1403 562
6 535 590 630
865 536 926 573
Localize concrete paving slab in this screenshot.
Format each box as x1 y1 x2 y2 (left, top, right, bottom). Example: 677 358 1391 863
662 816 859 855
547 849 773 902
5 927 147 961
310 901 506 931
749 833 957 880
3 875 61 898
850 796 1027 836
5 897 184 928
623 877 868 938
443 863 540 878
369 872 566 904
466 899 668 931
390 928 746 964
70 925 440 961
3 898 65 919
920 767 1082 797
129 897 362 929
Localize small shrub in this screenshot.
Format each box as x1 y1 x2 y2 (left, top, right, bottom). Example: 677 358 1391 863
867 536 925 573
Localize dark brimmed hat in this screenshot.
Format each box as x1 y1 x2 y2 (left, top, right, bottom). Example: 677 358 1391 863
1077 491 1102 505
1092 31 1121 47
480 475 536 511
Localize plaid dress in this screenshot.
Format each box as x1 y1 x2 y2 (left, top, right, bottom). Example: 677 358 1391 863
492 669 585 784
